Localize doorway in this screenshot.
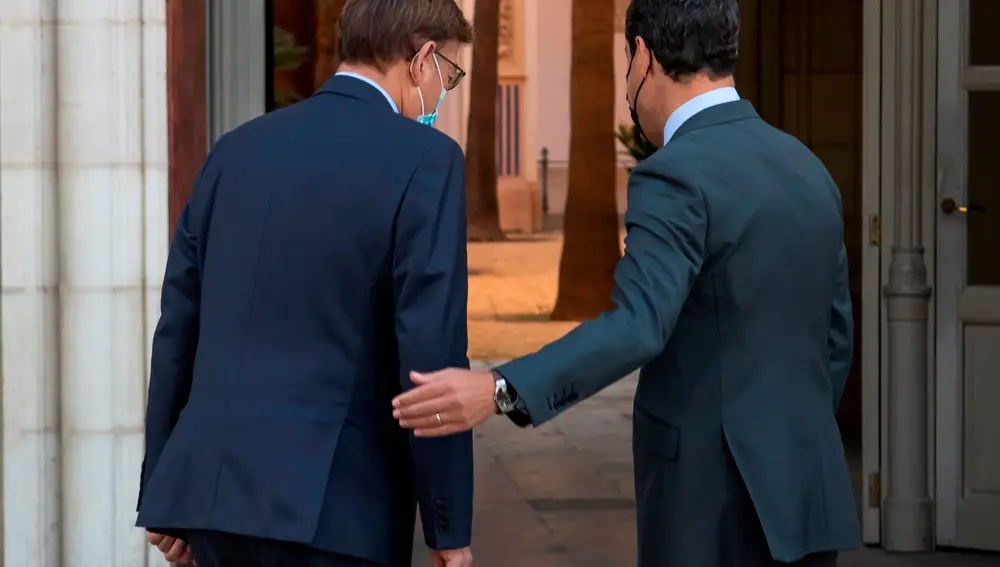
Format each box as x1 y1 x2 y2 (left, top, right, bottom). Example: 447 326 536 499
735 0 867 519
935 0 1000 551
736 0 880 543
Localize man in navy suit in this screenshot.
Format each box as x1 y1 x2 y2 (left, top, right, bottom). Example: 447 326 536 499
136 1 475 566
392 0 860 566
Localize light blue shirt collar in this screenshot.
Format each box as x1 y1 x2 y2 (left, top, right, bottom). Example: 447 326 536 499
335 71 399 114
663 86 740 144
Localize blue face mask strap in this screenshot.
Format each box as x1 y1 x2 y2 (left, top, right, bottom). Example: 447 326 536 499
416 53 447 126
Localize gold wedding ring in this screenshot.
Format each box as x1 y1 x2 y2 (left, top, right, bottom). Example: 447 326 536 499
435 413 442 425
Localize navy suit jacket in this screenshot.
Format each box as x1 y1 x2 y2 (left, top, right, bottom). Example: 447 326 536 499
136 75 474 567
499 101 859 565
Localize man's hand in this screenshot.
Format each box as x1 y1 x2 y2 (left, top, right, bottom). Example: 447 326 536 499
430 547 473 567
392 369 495 437
146 531 194 564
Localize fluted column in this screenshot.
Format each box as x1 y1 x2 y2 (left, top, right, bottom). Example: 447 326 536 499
881 0 936 552
0 0 64 564
55 0 148 564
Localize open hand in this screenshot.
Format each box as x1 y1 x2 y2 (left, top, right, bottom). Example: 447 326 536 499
147 531 194 564
431 546 473 567
392 368 495 436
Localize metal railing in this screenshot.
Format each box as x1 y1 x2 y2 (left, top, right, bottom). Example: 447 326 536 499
539 147 549 215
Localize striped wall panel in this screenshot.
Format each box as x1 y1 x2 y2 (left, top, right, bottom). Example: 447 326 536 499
496 82 521 177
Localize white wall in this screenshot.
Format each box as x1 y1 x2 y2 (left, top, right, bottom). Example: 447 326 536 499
534 0 572 164
0 0 62 561
530 1 632 215
0 0 170 565
434 0 475 149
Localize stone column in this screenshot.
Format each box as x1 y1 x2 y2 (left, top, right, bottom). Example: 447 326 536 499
881 0 935 552
55 1 148 564
0 1 64 564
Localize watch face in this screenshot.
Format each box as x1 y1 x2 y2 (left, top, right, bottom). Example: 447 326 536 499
493 376 516 413
496 390 515 412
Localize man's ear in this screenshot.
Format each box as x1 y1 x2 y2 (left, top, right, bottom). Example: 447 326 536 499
634 36 650 67
412 41 437 74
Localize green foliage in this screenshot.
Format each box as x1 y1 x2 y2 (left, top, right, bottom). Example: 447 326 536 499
273 26 308 71
615 123 658 166
272 26 308 108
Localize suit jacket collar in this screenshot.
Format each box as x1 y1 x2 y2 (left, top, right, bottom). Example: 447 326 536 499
670 100 759 142
315 74 397 113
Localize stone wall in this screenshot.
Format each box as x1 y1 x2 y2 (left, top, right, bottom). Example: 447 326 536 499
0 1 171 565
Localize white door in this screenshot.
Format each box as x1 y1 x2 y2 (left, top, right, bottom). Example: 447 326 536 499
935 0 1000 550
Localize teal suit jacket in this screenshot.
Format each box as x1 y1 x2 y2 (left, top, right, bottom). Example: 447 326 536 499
498 101 859 565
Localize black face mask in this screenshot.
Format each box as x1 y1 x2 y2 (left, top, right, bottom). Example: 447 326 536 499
625 50 653 148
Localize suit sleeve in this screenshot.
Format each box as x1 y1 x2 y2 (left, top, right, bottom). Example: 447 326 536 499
828 244 853 410
138 144 222 511
497 159 707 426
393 142 473 550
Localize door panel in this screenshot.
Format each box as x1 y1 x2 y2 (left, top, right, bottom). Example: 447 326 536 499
956 288 1000 548
966 91 1000 286
969 0 1000 66
938 0 1000 551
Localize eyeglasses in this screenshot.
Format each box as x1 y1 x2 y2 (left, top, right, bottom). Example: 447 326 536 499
435 51 466 91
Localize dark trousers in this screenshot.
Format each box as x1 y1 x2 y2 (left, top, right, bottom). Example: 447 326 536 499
788 553 837 567
185 530 383 567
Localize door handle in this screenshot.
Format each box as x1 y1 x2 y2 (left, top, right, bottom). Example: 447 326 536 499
941 198 986 215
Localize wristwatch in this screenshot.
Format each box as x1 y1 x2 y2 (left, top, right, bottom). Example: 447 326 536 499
490 370 518 414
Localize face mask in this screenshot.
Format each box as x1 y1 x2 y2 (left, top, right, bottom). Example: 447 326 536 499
415 53 447 127
626 49 653 147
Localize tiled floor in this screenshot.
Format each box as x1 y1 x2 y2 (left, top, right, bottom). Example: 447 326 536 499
410 367 1000 567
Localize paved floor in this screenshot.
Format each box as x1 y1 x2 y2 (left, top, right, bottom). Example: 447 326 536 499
411 366 1000 567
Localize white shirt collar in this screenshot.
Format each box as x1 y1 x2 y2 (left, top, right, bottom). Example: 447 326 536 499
334 72 399 114
663 86 740 144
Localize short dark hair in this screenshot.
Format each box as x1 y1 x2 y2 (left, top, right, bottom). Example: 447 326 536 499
625 0 739 81
338 0 473 67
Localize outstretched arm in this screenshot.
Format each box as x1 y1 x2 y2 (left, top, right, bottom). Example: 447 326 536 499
392 157 707 433
393 141 474 550
496 161 708 425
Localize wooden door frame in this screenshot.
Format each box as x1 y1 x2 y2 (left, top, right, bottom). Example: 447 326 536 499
167 0 267 235
861 0 882 545
934 0 962 546
166 0 208 235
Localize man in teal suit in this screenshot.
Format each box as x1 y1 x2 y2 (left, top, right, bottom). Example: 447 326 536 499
392 0 860 565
